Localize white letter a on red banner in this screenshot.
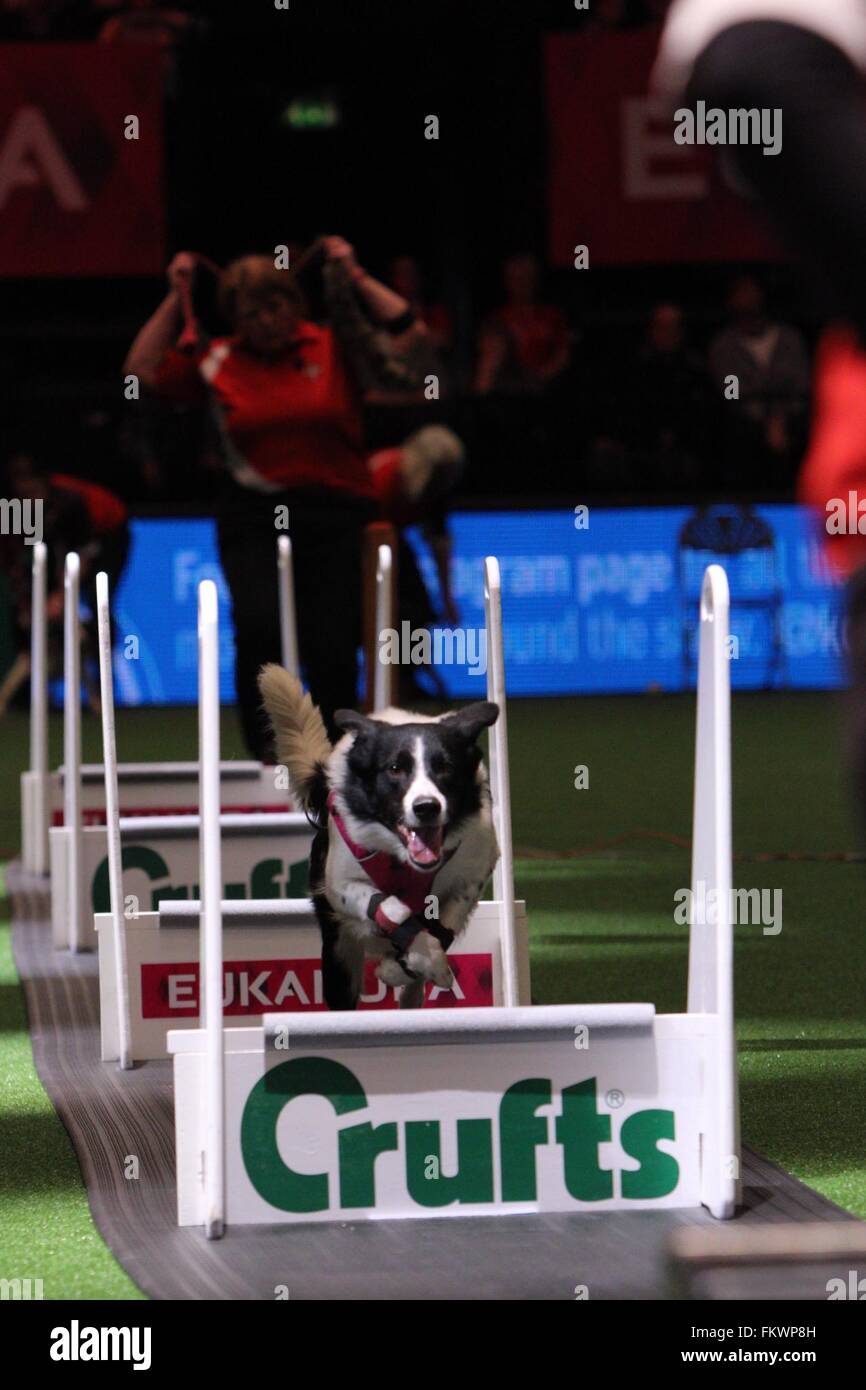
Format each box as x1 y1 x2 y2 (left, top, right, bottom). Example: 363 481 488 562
0 105 89 211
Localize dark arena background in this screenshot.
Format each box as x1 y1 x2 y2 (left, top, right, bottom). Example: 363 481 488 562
1 0 865 1349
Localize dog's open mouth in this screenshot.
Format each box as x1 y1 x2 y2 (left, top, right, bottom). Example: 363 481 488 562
397 823 445 869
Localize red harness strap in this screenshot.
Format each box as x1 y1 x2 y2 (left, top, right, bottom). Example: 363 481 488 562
327 791 446 929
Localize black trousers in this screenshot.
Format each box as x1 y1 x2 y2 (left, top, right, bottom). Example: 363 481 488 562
217 485 376 759
689 20 866 337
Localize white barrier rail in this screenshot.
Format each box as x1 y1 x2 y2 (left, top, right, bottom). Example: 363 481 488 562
689 563 738 1219
484 556 518 1008
373 542 393 712
27 541 48 874
64 554 86 951
96 572 133 1070
198 579 225 1239
277 535 299 679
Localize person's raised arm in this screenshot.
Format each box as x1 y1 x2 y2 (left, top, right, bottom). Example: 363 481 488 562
320 236 416 328
123 252 197 387
322 238 437 392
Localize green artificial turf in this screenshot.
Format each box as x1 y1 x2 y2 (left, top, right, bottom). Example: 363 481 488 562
0 877 142 1300
0 688 864 1302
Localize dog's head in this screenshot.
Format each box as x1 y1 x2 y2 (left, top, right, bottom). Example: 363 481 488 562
331 701 499 871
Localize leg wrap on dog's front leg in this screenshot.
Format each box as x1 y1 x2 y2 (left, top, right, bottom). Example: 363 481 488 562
366 892 415 933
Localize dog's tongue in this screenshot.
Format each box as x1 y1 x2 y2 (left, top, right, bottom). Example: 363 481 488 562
407 826 443 865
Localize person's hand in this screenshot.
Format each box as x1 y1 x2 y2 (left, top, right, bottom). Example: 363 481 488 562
320 236 360 275
167 251 197 292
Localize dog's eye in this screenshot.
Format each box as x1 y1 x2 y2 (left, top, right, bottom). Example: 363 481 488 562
387 761 402 775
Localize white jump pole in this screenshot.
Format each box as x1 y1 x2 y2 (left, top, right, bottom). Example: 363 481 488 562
29 541 48 874
483 556 518 1008
198 579 225 1239
64 553 85 951
96 572 133 1069
277 535 299 679
689 563 738 1219
373 542 393 711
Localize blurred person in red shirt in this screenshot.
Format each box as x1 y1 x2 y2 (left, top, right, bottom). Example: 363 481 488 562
125 238 433 754
475 252 571 396
387 255 453 356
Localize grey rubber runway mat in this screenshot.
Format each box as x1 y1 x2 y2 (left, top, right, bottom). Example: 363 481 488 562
7 862 859 1301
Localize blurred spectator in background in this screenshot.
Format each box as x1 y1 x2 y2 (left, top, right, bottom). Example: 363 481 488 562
387 256 453 356
629 301 707 488
475 252 571 396
49 468 130 658
0 452 97 714
473 251 573 477
708 276 810 487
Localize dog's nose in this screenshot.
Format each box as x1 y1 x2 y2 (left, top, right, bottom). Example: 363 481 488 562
412 797 441 823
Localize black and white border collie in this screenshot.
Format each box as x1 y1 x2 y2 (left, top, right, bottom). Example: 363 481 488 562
258 665 500 1009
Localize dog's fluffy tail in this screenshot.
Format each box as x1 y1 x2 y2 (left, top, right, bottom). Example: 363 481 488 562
258 665 331 819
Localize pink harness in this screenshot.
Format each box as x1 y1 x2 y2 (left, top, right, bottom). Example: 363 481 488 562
327 791 447 919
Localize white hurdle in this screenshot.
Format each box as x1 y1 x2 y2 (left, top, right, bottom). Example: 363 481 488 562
198 579 225 1238
22 541 49 874
64 555 86 951
96 572 133 1069
170 559 738 1232
277 535 299 679
689 563 739 1219
484 557 518 1007
373 542 393 711
29 552 296 878
97 560 529 1063
49 568 308 951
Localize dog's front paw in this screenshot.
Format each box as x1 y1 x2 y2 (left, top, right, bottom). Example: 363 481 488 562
428 952 454 991
377 956 416 988
405 939 453 991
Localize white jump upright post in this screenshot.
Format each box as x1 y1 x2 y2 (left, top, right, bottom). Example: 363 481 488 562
96 573 133 1069
484 556 518 1007
277 535 299 679
373 542 394 711
198 579 225 1239
689 563 738 1219
64 554 86 951
28 541 49 874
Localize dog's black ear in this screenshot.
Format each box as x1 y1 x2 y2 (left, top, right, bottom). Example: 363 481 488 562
442 701 499 743
333 709 374 736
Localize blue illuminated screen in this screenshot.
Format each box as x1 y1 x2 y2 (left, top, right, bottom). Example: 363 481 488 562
110 507 846 705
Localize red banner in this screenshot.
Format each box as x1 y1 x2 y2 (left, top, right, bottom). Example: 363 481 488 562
140 953 495 1015
545 29 781 267
0 43 165 276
